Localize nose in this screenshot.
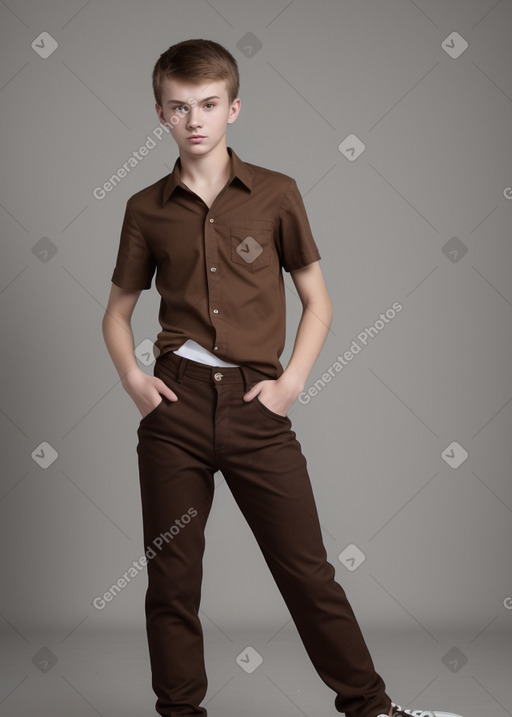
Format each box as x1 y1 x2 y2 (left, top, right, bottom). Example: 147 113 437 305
186 107 202 129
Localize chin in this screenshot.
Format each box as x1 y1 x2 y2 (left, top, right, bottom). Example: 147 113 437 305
184 144 211 154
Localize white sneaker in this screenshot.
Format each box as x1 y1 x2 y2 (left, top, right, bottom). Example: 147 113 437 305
375 703 464 717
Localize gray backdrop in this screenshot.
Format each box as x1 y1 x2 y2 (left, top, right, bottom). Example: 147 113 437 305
1 0 511 714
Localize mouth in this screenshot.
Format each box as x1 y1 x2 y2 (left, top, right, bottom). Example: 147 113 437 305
187 135 206 140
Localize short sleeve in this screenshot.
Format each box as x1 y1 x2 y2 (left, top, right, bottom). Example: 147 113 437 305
277 179 321 272
111 201 156 290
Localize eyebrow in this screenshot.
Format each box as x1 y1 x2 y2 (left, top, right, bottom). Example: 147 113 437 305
166 96 221 105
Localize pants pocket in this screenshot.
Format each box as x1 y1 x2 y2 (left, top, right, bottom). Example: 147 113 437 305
138 396 167 425
253 395 289 422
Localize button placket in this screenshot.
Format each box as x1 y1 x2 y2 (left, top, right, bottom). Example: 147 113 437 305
204 214 224 354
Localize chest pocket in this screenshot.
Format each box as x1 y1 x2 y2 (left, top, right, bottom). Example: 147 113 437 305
230 220 274 270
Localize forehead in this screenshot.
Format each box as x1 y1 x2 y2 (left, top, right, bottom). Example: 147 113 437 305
160 77 229 104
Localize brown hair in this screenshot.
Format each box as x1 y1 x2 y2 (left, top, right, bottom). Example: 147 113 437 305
152 39 240 106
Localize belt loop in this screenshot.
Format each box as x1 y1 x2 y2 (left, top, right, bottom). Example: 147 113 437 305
176 355 187 383
239 365 250 393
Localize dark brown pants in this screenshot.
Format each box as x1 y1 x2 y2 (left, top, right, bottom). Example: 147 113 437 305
136 351 392 717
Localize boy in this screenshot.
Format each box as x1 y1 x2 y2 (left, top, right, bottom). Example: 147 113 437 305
102 39 463 717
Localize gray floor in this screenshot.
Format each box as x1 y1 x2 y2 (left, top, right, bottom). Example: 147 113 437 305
0 626 509 717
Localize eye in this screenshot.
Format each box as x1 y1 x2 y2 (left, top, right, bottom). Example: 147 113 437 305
173 105 187 112
204 103 215 109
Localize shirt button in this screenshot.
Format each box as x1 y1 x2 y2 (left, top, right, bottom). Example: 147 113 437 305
210 267 217 272
209 218 214 223
213 346 219 351
213 309 219 314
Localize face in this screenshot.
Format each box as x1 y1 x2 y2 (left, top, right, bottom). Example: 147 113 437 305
155 77 241 156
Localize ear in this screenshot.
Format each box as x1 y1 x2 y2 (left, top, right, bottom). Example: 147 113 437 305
155 102 166 125
227 97 241 124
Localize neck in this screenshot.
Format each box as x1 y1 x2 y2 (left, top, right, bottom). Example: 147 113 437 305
179 141 230 186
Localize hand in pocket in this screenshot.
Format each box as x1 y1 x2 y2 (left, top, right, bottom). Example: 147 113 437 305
122 368 178 418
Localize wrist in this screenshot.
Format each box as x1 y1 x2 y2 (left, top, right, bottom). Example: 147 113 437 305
277 370 305 397
121 365 143 389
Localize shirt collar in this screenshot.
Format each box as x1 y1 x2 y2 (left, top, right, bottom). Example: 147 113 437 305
161 146 253 206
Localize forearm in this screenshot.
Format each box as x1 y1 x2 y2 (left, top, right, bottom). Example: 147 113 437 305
280 296 333 393
101 312 140 386
102 306 178 416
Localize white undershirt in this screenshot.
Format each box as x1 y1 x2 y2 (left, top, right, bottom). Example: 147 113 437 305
173 339 240 367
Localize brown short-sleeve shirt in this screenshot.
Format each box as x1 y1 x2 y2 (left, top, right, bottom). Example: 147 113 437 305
111 147 321 379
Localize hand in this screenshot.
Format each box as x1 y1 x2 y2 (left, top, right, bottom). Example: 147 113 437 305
121 367 178 418
243 376 302 417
